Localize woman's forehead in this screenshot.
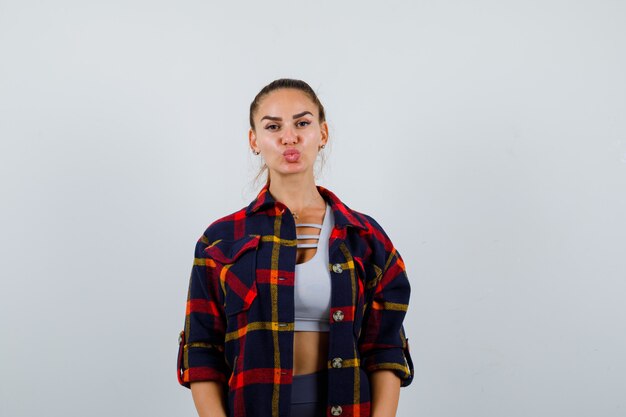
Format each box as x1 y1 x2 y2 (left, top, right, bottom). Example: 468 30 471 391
257 89 317 113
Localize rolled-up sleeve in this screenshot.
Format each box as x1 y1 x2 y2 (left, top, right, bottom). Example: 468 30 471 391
358 239 414 387
177 235 229 388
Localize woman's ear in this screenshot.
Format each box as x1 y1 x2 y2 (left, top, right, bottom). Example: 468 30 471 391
249 128 258 152
320 121 329 146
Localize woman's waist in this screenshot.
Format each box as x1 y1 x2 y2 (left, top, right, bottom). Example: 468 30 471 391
293 331 329 375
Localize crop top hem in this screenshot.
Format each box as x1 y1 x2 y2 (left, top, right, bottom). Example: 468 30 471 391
294 319 330 332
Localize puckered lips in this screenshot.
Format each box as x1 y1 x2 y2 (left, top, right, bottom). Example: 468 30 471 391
283 148 301 162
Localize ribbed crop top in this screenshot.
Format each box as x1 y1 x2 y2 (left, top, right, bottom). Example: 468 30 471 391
294 203 334 332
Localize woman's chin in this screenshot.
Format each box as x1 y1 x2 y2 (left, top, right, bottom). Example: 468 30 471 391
269 164 312 178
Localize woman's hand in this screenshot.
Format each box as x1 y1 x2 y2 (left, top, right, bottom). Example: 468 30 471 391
370 370 401 417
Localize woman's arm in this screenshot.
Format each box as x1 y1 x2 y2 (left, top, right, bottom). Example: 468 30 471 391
370 370 401 417
190 381 228 417
179 235 230 415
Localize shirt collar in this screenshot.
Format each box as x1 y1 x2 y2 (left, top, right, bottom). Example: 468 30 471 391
246 183 368 231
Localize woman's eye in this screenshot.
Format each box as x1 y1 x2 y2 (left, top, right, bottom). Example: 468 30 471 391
297 120 310 127
265 124 279 131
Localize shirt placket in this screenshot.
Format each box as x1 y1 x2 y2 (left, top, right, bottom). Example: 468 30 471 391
326 228 361 416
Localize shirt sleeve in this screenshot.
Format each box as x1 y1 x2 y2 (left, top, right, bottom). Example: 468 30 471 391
177 235 229 388
358 226 414 387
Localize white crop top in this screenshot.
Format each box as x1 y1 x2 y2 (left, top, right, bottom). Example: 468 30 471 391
294 203 334 332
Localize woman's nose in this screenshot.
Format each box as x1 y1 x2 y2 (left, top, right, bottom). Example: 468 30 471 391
281 126 298 144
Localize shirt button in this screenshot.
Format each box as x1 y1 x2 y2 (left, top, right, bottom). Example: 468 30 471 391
332 310 344 322
331 357 343 368
332 263 343 274
331 405 343 416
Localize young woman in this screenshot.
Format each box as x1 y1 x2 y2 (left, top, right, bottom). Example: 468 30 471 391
177 79 413 417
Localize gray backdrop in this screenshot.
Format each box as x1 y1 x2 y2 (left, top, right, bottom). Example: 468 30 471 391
1 1 625 416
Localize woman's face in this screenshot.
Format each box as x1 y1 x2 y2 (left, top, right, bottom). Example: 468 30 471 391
249 88 328 180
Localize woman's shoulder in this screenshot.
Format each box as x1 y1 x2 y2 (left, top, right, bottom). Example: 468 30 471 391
319 187 400 265
347 209 399 258
349 209 388 236
321 188 394 245
194 205 251 249
318 186 389 234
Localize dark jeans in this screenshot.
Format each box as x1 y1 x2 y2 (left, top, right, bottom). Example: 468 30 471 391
291 370 328 417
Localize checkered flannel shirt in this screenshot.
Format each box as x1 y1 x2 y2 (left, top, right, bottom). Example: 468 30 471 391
178 184 414 417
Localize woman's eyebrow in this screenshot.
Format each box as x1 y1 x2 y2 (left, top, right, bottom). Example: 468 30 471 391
260 115 281 122
260 111 313 122
292 111 313 119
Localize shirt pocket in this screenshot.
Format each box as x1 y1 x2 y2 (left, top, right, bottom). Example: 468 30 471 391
204 234 261 316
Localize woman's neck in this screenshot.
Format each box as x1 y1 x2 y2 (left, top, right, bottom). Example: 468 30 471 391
268 174 325 214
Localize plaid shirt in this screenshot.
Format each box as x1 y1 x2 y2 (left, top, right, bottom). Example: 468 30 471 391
177 184 414 417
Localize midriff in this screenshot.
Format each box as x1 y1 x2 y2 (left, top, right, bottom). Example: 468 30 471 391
293 331 329 375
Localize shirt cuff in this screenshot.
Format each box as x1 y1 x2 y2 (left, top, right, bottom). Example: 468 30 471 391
177 330 229 388
361 346 414 387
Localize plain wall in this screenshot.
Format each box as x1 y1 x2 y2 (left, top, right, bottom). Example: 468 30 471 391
1 1 625 416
